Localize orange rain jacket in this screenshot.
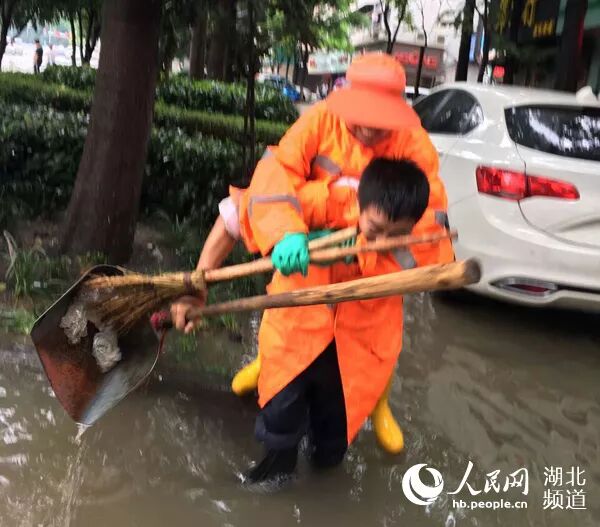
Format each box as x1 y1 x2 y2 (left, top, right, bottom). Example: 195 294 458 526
221 101 453 443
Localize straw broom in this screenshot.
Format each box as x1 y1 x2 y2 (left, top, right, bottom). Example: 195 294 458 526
81 229 456 334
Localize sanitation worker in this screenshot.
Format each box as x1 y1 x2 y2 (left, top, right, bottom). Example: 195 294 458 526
170 52 453 480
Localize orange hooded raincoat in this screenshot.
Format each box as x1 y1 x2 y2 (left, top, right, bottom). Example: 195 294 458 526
222 101 453 443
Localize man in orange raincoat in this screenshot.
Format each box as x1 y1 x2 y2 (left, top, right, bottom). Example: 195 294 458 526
171 53 453 481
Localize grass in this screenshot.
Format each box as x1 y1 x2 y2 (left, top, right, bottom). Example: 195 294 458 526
0 308 37 334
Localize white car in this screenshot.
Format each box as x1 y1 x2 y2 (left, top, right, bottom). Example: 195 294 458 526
412 83 600 310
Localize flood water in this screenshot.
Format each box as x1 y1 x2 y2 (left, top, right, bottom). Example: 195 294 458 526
1 292 599 526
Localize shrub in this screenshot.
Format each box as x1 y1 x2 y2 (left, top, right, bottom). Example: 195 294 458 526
0 73 288 145
41 65 299 123
156 75 298 123
0 103 245 224
42 65 98 91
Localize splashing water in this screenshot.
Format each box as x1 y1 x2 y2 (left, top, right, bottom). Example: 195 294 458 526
75 423 90 445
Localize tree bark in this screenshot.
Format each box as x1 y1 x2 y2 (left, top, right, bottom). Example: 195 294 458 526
0 23 8 71
503 0 524 84
0 1 17 70
206 0 236 80
83 6 101 64
78 10 85 65
189 1 208 79
555 0 588 91
299 44 309 95
242 0 256 181
455 0 475 81
69 13 77 66
415 45 426 95
60 0 162 263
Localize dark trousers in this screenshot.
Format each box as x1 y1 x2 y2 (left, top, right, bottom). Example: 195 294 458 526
255 340 347 468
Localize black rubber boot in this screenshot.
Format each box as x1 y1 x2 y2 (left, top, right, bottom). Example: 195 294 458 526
245 448 298 484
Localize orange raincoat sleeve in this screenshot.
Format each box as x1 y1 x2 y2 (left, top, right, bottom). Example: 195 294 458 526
398 127 455 266
238 103 329 256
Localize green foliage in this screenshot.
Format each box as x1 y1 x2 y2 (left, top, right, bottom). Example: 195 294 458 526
40 66 299 123
142 126 242 221
42 65 98 91
0 73 288 145
0 308 37 335
0 73 90 112
0 103 87 226
5 245 48 298
156 75 298 123
154 102 287 145
0 102 247 225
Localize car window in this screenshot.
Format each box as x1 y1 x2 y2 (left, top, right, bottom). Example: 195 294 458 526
414 89 482 135
413 90 452 129
505 105 600 162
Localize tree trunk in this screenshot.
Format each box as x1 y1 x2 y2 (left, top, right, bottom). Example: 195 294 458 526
477 29 490 82
415 45 426 95
0 2 16 70
69 14 77 66
206 0 235 80
242 0 256 181
0 23 8 70
503 0 524 84
299 45 309 95
455 0 475 81
555 0 588 91
78 10 85 65
477 2 490 83
60 0 162 263
83 7 101 64
285 59 290 80
189 1 208 79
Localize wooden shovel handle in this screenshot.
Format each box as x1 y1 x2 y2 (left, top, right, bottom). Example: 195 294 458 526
189 259 480 318
203 228 455 283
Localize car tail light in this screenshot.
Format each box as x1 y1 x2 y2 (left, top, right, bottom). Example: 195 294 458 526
476 167 579 201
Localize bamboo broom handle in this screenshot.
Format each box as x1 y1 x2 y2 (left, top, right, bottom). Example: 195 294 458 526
203 229 455 283
202 227 357 283
189 259 480 318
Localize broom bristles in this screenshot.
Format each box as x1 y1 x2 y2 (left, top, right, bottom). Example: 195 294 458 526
79 271 201 334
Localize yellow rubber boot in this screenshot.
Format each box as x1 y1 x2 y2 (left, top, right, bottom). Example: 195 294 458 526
231 355 261 396
372 376 404 454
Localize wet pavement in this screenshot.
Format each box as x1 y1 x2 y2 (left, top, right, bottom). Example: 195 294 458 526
0 292 599 526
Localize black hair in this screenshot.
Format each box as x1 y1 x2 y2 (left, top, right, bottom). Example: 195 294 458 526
358 158 430 222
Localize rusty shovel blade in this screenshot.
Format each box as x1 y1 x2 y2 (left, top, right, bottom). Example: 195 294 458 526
30 265 162 426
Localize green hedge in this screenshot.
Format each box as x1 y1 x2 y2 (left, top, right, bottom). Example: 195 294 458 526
41 66 299 123
41 65 98 91
0 103 244 225
0 73 288 145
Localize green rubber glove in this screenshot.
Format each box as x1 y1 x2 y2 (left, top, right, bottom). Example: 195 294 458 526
271 233 309 276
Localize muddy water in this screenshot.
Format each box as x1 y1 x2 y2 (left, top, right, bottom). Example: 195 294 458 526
1 293 599 527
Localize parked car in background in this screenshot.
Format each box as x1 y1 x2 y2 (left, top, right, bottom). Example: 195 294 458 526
412 83 600 311
256 73 301 102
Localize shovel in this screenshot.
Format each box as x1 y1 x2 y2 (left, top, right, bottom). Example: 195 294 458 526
31 259 480 426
